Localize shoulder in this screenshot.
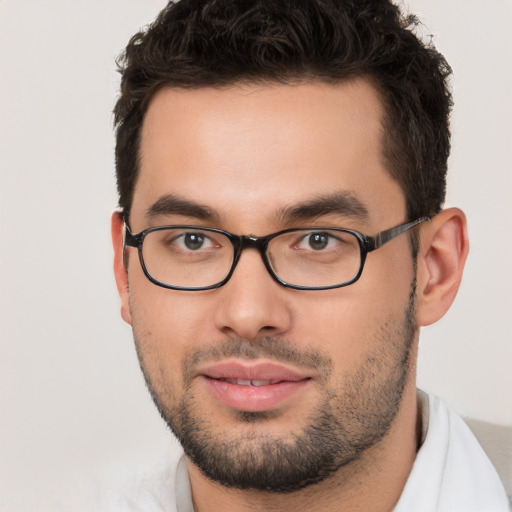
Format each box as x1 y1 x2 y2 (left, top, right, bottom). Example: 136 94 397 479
397 390 510 511
464 417 512 510
87 443 183 512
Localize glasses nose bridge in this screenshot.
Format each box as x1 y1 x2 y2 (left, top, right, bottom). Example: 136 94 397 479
237 234 270 257
229 234 272 274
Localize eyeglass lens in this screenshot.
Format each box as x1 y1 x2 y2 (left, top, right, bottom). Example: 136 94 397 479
140 227 362 289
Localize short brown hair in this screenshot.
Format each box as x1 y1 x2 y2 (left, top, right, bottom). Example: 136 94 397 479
114 0 452 222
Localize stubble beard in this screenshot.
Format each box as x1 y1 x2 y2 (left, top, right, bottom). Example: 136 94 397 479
132 279 417 493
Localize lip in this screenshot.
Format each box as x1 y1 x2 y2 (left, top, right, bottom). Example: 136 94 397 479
199 360 312 412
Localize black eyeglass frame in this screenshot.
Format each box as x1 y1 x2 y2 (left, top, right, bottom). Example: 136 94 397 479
124 217 429 291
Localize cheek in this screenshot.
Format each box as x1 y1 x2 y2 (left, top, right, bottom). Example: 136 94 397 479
128 266 218 359
360 237 416 305
128 285 209 402
293 255 415 362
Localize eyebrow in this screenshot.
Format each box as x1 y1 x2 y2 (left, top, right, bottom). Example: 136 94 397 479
145 191 369 225
146 194 220 221
277 192 369 224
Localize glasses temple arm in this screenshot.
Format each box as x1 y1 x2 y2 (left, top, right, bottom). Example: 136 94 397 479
123 223 140 248
366 217 430 251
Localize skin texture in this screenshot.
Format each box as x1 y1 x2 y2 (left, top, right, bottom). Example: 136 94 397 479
112 79 468 512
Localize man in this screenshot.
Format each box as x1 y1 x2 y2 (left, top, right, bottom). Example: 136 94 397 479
111 1 509 510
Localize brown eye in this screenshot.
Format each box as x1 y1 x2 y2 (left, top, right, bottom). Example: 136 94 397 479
183 233 206 250
307 232 330 250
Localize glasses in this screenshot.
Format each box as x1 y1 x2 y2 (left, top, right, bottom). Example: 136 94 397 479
124 217 429 291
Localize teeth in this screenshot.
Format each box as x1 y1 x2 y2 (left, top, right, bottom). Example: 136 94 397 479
224 378 251 386
251 380 270 386
223 379 282 386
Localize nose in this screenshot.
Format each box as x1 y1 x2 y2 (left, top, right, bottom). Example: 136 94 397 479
213 248 293 340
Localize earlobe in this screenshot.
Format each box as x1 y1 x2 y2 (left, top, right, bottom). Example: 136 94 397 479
416 208 469 327
111 210 133 325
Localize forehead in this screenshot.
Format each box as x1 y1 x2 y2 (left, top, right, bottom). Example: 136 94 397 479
133 79 405 229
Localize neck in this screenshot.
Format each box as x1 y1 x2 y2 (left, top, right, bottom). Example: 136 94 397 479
187 383 421 512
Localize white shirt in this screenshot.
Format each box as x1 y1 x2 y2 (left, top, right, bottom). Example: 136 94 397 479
393 391 509 512
99 391 509 512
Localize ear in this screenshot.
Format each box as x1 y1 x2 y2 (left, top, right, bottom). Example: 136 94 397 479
416 208 469 326
111 210 132 325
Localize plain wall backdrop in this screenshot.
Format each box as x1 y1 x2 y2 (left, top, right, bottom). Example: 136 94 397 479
1 1 511 510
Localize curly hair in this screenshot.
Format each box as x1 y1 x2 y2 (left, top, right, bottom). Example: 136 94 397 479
114 0 452 222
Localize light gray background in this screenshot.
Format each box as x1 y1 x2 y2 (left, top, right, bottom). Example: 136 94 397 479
1 1 511 510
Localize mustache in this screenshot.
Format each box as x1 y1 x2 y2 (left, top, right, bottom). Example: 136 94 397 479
183 337 333 378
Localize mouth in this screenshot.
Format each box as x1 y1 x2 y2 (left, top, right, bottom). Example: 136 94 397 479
220 378 290 386
199 361 312 412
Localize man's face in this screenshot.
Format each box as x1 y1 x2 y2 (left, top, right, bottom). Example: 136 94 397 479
118 80 419 491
